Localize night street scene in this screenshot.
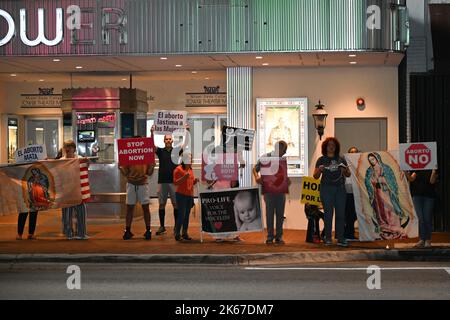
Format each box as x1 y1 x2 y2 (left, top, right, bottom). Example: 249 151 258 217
0 0 449 314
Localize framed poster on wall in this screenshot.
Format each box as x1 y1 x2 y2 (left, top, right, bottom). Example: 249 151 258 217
256 98 308 177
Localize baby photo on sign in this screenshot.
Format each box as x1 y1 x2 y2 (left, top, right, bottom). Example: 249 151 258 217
200 188 262 234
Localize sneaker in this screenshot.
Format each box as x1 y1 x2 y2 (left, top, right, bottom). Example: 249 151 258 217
182 235 193 241
74 236 89 240
275 239 286 245
266 239 274 245
175 235 182 242
144 230 152 241
123 230 134 240
337 240 349 247
215 238 225 243
27 235 37 240
414 240 425 249
424 240 432 248
156 226 167 236
324 239 333 246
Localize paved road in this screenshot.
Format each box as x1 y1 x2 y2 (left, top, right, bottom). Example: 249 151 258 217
0 262 449 300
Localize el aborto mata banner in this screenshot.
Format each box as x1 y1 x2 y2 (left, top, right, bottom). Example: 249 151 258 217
0 159 84 216
200 187 263 234
345 151 418 241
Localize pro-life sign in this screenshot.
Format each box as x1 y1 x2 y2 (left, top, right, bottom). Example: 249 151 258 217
14 144 47 163
154 110 187 135
117 138 155 166
399 142 437 171
300 177 322 206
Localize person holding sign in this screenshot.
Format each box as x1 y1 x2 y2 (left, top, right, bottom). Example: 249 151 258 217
61 140 89 240
314 137 351 247
406 167 439 248
344 147 360 241
150 125 190 236
253 141 291 245
119 139 156 241
173 152 199 242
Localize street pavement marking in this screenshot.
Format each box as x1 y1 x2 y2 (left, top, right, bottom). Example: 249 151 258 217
245 267 450 271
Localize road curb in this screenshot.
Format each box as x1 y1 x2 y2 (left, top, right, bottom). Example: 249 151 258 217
1 249 449 265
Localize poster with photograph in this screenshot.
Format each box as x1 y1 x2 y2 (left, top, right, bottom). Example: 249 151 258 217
200 188 263 234
257 98 308 177
345 151 418 241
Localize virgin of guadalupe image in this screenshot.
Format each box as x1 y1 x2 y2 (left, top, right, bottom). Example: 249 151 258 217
364 153 410 240
27 168 51 210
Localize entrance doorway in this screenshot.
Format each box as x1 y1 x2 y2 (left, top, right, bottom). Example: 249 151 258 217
335 118 388 153
25 118 60 159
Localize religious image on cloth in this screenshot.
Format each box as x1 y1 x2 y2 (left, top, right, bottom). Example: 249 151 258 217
0 159 85 216
345 151 418 241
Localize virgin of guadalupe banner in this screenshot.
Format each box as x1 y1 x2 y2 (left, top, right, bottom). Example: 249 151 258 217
200 188 263 234
0 159 83 216
345 151 418 241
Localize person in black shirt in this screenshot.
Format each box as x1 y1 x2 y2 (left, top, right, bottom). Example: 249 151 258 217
313 137 351 247
406 168 438 248
150 125 190 235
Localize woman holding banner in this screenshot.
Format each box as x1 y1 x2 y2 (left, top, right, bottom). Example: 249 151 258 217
313 137 351 247
61 140 89 240
173 152 199 242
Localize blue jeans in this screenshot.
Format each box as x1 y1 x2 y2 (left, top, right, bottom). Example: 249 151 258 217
413 196 435 241
264 193 286 241
175 193 194 237
320 184 347 242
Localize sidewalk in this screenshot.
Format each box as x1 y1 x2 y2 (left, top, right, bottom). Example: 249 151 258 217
1 210 449 264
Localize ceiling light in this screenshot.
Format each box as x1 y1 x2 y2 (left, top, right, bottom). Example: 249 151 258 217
160 57 168 60
75 66 83 69
53 58 61 62
205 77 210 80
348 54 357 58
350 61 357 65
262 63 269 66
192 71 198 74
175 64 182 67
121 78 128 81
10 74 17 77
39 79 45 82
256 56 263 59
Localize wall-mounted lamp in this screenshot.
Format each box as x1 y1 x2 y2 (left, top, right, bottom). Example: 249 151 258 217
312 100 328 140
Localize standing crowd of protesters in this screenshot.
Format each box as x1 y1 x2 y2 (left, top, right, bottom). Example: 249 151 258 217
12 128 439 249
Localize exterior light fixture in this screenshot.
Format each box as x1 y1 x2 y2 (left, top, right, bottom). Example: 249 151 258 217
356 97 366 110
312 100 328 140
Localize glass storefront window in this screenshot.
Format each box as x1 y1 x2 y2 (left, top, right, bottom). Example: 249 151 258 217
76 112 117 163
25 119 59 159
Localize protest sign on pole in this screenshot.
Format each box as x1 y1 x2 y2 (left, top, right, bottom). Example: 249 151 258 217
221 126 255 152
154 110 188 135
200 187 263 235
300 177 322 206
14 145 47 164
399 142 437 171
117 137 155 166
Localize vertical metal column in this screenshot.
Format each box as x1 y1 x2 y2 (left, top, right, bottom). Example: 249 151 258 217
227 67 253 187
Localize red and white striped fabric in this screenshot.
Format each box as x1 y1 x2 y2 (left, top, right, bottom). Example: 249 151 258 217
79 158 91 202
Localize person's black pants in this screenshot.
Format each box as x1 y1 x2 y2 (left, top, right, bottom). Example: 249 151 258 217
344 194 357 239
17 211 38 235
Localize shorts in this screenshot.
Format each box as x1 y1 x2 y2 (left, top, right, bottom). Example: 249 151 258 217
158 183 177 207
126 183 151 205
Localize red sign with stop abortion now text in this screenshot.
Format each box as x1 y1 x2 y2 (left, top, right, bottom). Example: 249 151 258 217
117 137 156 166
399 142 437 171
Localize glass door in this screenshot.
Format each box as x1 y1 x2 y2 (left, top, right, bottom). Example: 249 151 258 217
25 118 60 159
7 118 18 163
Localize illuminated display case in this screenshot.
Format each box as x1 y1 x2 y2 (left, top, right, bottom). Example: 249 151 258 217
257 98 308 177
7 118 18 163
